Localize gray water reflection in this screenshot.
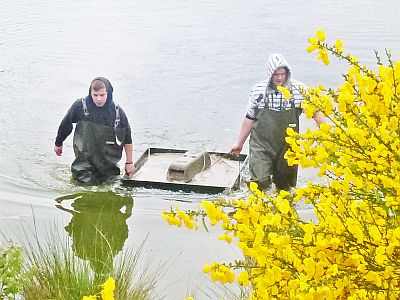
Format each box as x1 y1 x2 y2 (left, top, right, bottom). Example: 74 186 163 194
1 0 400 298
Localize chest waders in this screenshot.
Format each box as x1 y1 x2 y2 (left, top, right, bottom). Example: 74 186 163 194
249 106 301 191
71 98 127 184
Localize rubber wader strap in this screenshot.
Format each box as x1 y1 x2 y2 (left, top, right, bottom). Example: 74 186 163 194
81 98 120 129
263 83 297 110
114 105 120 130
81 97 89 116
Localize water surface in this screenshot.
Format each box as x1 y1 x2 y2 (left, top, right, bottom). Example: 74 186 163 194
1 0 399 298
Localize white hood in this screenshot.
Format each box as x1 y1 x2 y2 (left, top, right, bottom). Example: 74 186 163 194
266 53 291 87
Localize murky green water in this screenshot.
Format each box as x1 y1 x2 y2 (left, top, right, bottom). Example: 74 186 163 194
1 0 400 298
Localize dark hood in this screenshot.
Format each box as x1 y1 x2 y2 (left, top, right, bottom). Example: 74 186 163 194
88 77 114 108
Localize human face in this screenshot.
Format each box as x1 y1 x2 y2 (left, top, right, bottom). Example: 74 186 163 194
271 67 287 87
91 88 107 107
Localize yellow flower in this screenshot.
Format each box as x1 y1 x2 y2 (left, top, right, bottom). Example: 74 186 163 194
369 225 382 245
203 263 211 273
329 237 341 249
100 277 115 300
316 29 326 41
334 38 344 53
249 181 258 192
277 85 291 99
307 37 318 53
237 270 250 286
303 257 316 278
277 198 291 214
347 55 359 64
218 233 233 243
317 49 330 65
102 277 115 291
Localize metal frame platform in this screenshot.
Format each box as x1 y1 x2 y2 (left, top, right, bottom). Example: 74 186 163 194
121 147 247 194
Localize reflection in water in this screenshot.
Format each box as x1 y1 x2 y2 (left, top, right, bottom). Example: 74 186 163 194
55 191 133 274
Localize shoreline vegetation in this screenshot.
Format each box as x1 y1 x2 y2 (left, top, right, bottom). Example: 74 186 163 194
0 229 164 300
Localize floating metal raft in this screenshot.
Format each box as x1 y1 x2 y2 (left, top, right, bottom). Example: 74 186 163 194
121 147 247 194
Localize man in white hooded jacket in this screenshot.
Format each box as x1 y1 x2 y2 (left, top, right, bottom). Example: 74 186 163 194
231 53 325 191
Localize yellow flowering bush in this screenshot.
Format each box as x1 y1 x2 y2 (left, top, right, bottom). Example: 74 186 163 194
163 30 400 299
82 277 115 300
277 85 291 100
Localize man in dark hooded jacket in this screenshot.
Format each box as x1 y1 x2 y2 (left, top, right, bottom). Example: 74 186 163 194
230 54 325 191
54 77 134 184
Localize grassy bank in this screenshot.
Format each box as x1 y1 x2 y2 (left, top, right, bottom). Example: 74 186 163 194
1 230 164 300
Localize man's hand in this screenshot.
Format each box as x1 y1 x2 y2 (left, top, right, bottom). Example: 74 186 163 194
125 163 136 176
230 144 243 156
54 145 63 156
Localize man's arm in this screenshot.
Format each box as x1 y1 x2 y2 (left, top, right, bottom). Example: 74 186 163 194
230 83 261 155
54 115 73 156
54 101 81 156
118 106 135 175
230 117 255 155
123 143 135 174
